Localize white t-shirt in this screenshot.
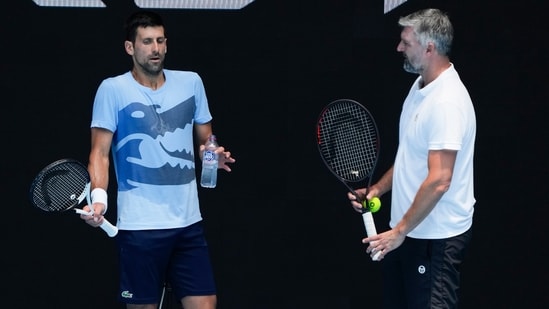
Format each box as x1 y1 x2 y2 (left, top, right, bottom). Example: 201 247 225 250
390 64 476 239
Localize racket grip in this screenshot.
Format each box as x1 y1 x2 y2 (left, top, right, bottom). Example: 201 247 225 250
100 219 118 237
84 194 118 237
362 211 382 261
74 208 118 237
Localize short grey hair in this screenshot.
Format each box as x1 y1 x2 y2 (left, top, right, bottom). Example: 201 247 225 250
398 8 454 56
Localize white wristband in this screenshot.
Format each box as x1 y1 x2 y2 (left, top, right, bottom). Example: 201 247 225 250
91 188 108 215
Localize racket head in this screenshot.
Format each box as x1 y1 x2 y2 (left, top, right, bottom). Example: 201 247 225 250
316 99 380 185
29 159 90 213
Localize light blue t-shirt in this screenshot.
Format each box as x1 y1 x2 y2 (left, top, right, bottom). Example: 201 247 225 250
91 69 212 230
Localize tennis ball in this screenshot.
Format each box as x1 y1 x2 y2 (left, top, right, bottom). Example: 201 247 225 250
368 197 381 213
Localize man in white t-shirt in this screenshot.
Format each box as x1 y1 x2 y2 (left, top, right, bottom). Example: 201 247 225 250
348 8 476 309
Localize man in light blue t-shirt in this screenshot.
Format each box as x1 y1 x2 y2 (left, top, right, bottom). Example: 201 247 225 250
80 10 235 309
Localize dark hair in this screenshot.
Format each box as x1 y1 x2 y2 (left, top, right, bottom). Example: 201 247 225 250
124 10 165 42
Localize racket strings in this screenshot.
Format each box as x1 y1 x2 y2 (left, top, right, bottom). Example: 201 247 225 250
30 161 89 212
318 101 379 182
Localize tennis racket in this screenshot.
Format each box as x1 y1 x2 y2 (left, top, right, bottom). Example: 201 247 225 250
29 158 118 237
316 99 382 260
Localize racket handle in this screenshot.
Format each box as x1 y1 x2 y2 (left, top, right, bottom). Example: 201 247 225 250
84 194 118 237
74 209 118 237
100 219 118 237
362 211 382 261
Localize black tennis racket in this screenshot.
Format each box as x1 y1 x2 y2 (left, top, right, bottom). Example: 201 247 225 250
29 158 118 237
316 99 382 260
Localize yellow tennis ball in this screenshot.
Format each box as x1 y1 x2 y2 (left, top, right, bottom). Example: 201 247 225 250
368 197 381 213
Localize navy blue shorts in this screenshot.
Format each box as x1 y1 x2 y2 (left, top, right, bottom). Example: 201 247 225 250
116 222 216 304
381 228 472 309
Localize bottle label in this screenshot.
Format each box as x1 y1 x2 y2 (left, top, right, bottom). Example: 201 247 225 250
203 150 216 163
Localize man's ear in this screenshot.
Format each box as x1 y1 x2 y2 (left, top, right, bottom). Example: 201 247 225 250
124 41 134 55
426 42 435 54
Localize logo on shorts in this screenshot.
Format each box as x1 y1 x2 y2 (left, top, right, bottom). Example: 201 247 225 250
121 291 134 298
418 265 426 274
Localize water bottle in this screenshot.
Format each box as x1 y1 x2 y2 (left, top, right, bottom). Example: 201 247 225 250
200 134 219 188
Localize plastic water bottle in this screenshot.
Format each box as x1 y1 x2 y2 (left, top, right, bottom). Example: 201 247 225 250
200 134 219 188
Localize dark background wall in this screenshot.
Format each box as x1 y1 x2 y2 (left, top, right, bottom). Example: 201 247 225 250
3 0 548 308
